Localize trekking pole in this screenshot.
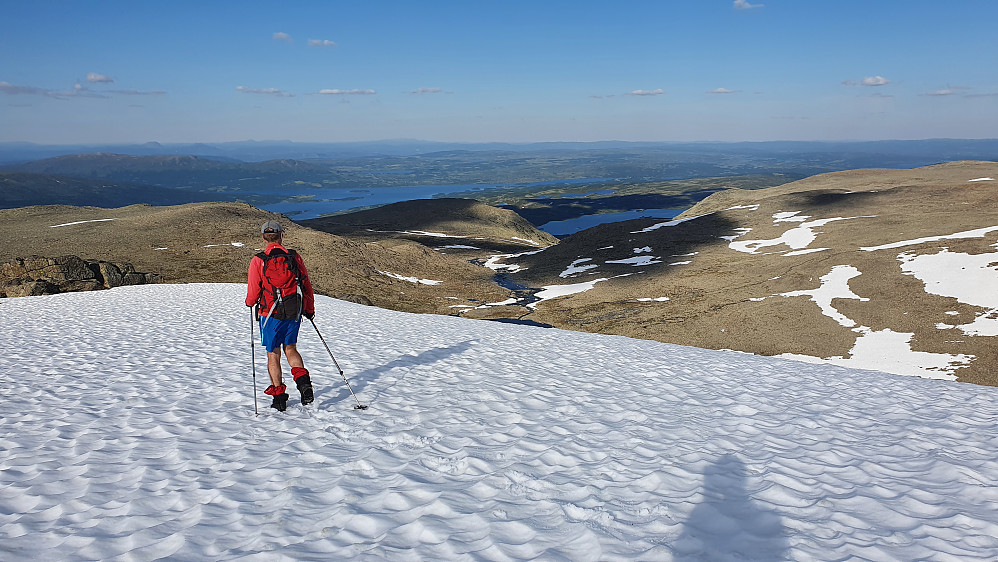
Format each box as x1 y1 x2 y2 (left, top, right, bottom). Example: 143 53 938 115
249 308 259 415
308 317 368 410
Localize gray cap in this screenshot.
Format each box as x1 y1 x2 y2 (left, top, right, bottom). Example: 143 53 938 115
261 220 284 234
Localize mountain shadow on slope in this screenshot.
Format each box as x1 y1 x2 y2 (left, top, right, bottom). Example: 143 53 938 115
505 212 741 286
503 190 725 227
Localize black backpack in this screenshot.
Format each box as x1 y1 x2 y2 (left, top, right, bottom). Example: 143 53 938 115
256 248 304 321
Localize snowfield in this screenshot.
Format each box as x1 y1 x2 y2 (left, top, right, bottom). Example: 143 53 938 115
2 283 997 560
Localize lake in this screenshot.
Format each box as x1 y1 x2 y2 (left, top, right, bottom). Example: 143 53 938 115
256 178 623 220
540 208 686 236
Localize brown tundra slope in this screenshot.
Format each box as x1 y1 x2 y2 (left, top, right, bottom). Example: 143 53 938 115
0 201 516 315
491 161 998 386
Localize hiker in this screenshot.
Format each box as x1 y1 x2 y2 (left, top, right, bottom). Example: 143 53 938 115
245 220 316 411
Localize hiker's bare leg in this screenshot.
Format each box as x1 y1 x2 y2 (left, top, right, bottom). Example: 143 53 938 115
267 349 284 387
284 344 305 370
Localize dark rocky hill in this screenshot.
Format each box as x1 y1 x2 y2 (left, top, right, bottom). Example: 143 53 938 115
301 198 559 255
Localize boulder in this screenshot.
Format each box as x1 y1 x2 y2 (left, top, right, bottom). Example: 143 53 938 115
0 255 158 298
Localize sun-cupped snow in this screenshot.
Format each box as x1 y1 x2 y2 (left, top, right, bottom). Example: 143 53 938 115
49 218 117 228
2 283 997 560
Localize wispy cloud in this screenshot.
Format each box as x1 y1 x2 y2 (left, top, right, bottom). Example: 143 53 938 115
0 81 108 99
318 88 376 95
236 86 294 97
273 32 292 42
629 89 665 96
842 76 891 87
308 39 337 47
925 89 955 97
109 89 166 96
0 81 50 95
708 87 738 94
86 72 114 84
734 0 764 9
410 87 443 95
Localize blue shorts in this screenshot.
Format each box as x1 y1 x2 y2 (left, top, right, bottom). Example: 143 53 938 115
259 315 301 353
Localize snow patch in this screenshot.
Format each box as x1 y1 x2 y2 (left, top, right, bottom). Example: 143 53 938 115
781 328 972 381
784 248 829 257
860 225 998 252
530 278 609 308
897 244 998 336
631 214 707 233
968 177 994 182
50 218 116 228
377 271 443 285
780 265 869 327
730 216 876 255
606 256 662 267
559 258 598 278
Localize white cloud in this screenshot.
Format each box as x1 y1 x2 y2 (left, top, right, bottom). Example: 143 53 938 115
926 89 955 96
318 88 376 95
734 0 764 9
273 32 292 42
410 87 442 95
629 89 665 96
708 88 738 94
86 73 114 84
236 86 294 97
842 76 891 87
308 39 337 47
861 76 890 86
0 81 50 95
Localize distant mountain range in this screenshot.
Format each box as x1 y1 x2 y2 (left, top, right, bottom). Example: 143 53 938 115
3 138 997 165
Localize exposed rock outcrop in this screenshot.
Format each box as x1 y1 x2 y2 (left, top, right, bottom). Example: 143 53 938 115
0 255 159 297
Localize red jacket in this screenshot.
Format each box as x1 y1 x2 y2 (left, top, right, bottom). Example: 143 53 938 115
245 243 315 316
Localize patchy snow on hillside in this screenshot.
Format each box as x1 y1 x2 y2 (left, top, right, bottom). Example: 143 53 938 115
376 270 443 286
49 218 117 228
2 284 997 560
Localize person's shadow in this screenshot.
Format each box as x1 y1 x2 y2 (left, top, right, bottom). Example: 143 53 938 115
317 340 476 408
674 454 789 560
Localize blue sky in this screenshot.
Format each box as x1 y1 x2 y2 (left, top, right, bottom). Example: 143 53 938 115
2 0 996 144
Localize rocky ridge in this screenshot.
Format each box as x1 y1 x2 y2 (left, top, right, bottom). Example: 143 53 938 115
0 255 158 297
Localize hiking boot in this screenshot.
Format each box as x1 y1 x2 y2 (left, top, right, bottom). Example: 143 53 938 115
265 384 289 412
293 367 314 405
295 375 314 405
270 393 289 412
